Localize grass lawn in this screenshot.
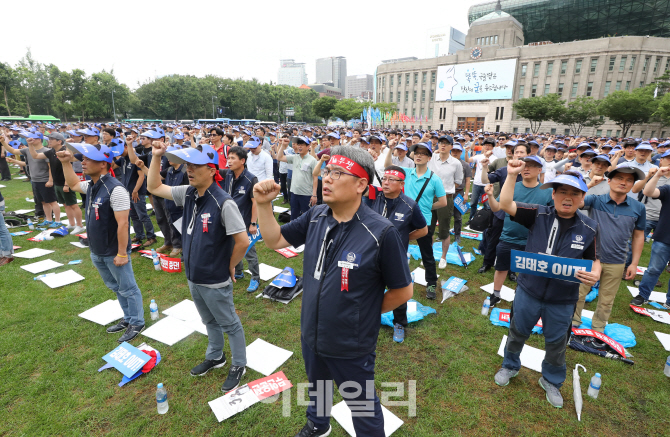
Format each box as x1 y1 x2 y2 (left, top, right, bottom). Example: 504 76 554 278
1 167 670 436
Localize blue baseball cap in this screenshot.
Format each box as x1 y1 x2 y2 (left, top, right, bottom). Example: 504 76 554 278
294 136 311 145
66 130 82 137
243 139 260 149
541 172 589 192
438 135 454 144
504 140 518 147
394 143 408 151
76 128 99 137
66 143 114 163
173 133 184 140
409 142 433 156
635 142 653 151
660 150 670 159
19 131 43 140
591 154 611 164
165 144 218 167
326 132 340 140
109 138 125 157
544 144 557 151
140 130 163 139
580 149 597 157
369 135 384 144
522 156 543 167
452 143 463 152
576 142 591 149
271 267 297 288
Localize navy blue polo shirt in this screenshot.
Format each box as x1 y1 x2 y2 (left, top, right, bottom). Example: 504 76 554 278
652 185 670 246
582 193 645 264
222 168 258 228
369 187 426 249
116 156 147 195
280 202 412 359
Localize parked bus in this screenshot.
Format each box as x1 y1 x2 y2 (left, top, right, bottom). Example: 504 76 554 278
258 121 277 127
196 118 231 125
0 115 61 123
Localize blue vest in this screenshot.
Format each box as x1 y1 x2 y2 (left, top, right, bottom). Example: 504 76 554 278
181 182 235 284
518 205 598 304
299 203 396 359
164 165 187 221
223 168 256 227
86 174 131 257
370 190 419 249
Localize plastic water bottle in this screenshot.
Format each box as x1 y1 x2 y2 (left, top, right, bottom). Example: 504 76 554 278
411 272 415 283
481 296 490 316
152 249 160 271
407 252 411 265
156 383 169 414
150 299 159 321
664 356 670 377
27 219 34 230
587 373 601 399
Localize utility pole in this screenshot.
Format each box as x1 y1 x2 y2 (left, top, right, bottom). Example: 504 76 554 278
212 96 217 119
111 89 117 122
277 100 283 124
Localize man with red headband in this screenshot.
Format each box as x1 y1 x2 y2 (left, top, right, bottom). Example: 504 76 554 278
368 165 427 343
255 146 413 437
146 142 250 394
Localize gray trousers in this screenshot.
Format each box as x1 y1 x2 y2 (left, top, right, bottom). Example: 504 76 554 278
235 244 260 281
188 280 247 366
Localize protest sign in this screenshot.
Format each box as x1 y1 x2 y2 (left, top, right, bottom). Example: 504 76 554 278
102 342 151 378
510 250 592 283
571 327 626 357
159 256 182 273
454 194 469 214
275 247 298 258
246 228 262 256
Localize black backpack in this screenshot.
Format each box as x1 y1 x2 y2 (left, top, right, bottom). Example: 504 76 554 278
468 208 493 232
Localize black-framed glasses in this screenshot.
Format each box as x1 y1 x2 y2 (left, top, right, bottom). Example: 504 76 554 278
381 176 401 183
321 168 359 180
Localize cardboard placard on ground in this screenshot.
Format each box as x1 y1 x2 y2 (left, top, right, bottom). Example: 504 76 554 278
497 335 545 373
70 242 88 248
654 331 670 351
627 286 667 304
41 270 85 288
246 263 284 281
245 339 293 376
480 283 516 302
20 259 63 274
79 300 124 325
411 267 439 287
141 316 195 346
162 299 207 335
331 401 404 437
14 248 55 259
273 205 289 213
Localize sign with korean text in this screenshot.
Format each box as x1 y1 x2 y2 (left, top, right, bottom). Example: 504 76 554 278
102 342 151 378
454 194 469 214
275 248 298 258
246 228 262 256
510 250 592 283
436 59 517 101
442 276 467 294
571 327 626 357
160 256 182 273
208 371 292 422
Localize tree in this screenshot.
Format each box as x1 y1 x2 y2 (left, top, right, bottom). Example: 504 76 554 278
331 99 364 122
312 97 338 121
513 94 563 134
654 92 670 128
552 96 602 136
598 88 657 137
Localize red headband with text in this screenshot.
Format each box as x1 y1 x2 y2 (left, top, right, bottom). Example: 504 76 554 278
327 155 370 183
384 170 405 181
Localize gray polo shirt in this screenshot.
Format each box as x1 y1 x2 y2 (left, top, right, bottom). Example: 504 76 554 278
20 147 50 182
286 153 317 196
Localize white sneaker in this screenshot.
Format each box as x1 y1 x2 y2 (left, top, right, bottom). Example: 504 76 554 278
72 226 85 234
66 225 76 231
438 258 447 269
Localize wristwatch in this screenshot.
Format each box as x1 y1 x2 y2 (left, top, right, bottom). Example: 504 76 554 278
250 222 257 226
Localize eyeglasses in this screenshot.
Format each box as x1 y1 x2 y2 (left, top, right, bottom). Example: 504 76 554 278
414 152 430 157
381 176 402 183
321 168 360 180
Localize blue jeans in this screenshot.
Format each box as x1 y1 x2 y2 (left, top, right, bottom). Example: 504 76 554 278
290 194 311 221
188 281 247 365
469 184 489 216
502 286 574 387
0 203 14 257
90 251 145 326
129 194 155 240
638 240 670 304
645 220 658 240
302 336 384 436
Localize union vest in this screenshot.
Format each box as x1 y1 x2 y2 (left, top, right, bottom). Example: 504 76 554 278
223 168 256 227
86 174 131 257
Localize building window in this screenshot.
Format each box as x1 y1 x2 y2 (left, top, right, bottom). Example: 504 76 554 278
551 128 556 135
557 83 564 96
533 63 540 77
422 90 425 102
561 60 568 74
494 35 498 44
519 84 525 98
406 74 410 85
521 64 527 77
666 59 670 72
381 93 385 102
430 89 434 100
654 58 660 73
405 91 408 101
662 131 667 138
596 129 602 137
606 130 612 136
547 62 553 76
422 72 427 84
640 130 646 138
431 71 436 83
500 107 504 119
620 56 627 72
604 81 611 96
590 58 598 73
643 57 650 72
526 128 531 133
382 77 385 87
389 92 393 102
625 81 631 91
398 74 401 84
640 81 644 88
429 108 433 119
630 56 636 71
531 84 537 97
513 127 518 133
565 129 571 135
487 36 491 45
615 80 621 91
586 82 593 96
544 84 550 95
413 90 417 102
397 91 401 102
571 82 578 98
495 107 500 120
476 38 480 45
609 56 616 71
414 73 418 84
390 76 394 86
575 60 582 74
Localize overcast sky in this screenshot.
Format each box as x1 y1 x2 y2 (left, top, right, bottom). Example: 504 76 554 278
4 0 484 90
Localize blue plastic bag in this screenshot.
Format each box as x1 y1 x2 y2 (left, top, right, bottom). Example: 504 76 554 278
604 323 636 348
585 287 598 303
489 308 543 334
407 245 422 260
381 299 436 327
432 242 474 266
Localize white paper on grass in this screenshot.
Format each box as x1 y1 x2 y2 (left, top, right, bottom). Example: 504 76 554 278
70 242 88 248
142 316 195 346
331 401 404 437
0 184 5 188
145 203 153 210
246 263 284 282
289 245 305 253
20 259 63 274
581 309 595 319
411 267 439 287
172 217 182 234
155 231 164 238
78 300 124 325
41 269 85 288
14 248 56 259
497 335 545 373
16 176 28 179
407 301 418 313
654 331 670 351
480 283 515 302
13 209 34 214
627 286 667 304
648 310 670 325
162 299 208 335
245 339 293 376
